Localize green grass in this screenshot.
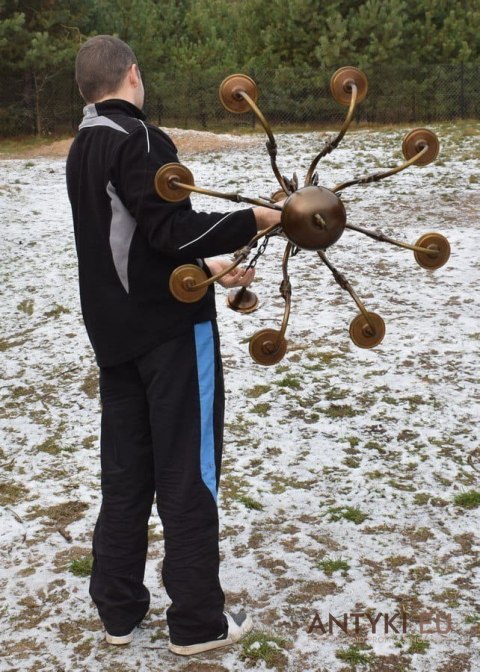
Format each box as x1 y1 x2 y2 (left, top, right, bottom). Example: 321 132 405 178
82 435 97 449
245 384 271 398
81 370 99 399
69 555 93 577
325 387 349 401
364 440 384 452
317 557 350 576
44 304 71 319
343 456 361 468
413 492 430 505
237 495 264 511
366 470 383 480
10 385 36 399
323 404 358 419
17 299 34 315
0 481 28 505
0 134 70 156
335 644 372 665
406 636 430 654
315 351 346 365
454 490 480 509
405 394 427 411
388 479 415 492
37 438 61 455
275 375 302 390
433 587 460 608
240 630 288 668
327 506 368 524
250 402 271 416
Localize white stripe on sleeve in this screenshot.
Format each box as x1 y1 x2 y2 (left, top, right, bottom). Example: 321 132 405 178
178 211 236 251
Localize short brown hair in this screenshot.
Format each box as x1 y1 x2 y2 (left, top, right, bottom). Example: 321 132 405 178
75 35 138 103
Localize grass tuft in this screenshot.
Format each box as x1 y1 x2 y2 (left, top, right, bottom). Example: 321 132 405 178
454 490 480 509
44 304 71 319
237 495 263 511
81 370 98 399
250 402 270 416
317 557 350 576
275 375 302 390
323 404 358 419
245 384 271 398
328 506 368 525
240 630 288 668
17 299 34 315
0 481 28 505
406 636 430 654
69 555 93 577
335 644 372 665
325 387 349 401
37 438 61 455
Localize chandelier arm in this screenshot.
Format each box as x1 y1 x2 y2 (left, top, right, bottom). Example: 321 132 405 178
345 222 441 258
332 145 429 193
276 242 293 346
193 223 281 291
305 84 359 186
238 91 291 195
317 250 377 333
171 180 283 210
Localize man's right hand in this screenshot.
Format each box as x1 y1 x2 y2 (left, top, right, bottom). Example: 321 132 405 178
252 203 284 232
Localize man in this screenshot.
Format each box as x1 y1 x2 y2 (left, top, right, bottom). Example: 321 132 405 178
66 35 281 656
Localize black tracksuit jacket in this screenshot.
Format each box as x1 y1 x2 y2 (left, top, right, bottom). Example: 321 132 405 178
66 99 257 367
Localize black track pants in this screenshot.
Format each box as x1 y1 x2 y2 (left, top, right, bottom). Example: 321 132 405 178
89 321 226 645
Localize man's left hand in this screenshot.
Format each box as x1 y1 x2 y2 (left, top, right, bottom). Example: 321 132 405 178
205 257 255 288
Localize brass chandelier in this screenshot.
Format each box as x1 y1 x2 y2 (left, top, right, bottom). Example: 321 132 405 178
154 67 450 365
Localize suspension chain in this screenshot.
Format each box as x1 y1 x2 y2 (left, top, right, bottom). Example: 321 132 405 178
233 228 279 272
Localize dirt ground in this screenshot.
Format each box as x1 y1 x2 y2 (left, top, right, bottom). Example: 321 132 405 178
1 128 260 160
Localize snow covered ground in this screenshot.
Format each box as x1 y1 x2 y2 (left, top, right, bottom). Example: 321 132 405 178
1 122 479 672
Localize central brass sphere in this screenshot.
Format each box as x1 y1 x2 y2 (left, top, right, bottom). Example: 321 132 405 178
281 186 346 251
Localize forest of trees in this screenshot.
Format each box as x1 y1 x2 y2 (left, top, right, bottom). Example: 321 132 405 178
1 0 479 135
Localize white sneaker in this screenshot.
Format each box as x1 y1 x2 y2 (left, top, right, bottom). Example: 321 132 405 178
168 610 253 656
105 629 135 645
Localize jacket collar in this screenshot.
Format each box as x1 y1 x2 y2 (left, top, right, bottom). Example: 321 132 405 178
83 98 146 121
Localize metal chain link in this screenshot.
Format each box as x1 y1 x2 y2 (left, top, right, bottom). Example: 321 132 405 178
247 235 271 270
233 229 277 273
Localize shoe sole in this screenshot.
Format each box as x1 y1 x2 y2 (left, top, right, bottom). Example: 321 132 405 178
169 638 234 656
105 631 134 645
168 615 253 656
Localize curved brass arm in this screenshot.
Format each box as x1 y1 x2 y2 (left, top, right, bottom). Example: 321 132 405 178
238 90 291 195
276 242 293 344
172 180 283 211
332 145 428 193
345 225 450 270
317 250 377 333
305 84 359 185
345 221 437 256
